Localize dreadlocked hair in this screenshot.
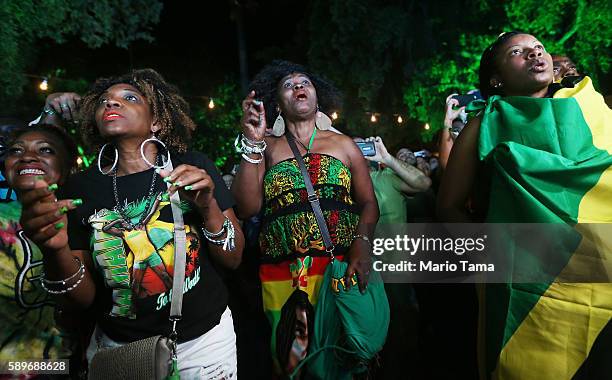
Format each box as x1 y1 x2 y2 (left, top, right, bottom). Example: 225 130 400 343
79 68 196 153
479 31 526 99
248 60 342 127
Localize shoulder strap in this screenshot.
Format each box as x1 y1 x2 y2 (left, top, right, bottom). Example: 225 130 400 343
165 157 186 320
285 132 335 257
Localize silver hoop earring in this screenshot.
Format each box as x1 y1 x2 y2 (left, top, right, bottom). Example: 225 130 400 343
97 143 118 176
140 136 170 170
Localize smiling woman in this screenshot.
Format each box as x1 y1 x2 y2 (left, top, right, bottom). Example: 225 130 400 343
0 124 78 364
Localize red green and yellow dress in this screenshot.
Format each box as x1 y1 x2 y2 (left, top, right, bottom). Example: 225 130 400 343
259 153 359 361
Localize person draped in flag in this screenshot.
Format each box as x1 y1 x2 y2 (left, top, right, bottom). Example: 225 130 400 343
438 32 612 379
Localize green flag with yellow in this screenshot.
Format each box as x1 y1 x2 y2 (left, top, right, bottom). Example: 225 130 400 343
477 77 612 379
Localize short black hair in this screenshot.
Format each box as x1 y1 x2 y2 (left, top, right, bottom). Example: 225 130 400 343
79 69 196 153
3 124 78 182
248 60 342 126
478 31 524 99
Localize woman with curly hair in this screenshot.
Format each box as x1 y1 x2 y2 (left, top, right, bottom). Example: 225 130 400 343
231 60 379 376
19 68 244 378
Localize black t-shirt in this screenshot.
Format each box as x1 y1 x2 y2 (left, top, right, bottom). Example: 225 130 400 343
61 151 232 343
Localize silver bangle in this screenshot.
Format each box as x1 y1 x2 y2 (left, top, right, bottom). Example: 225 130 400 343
235 133 266 155
241 152 264 164
202 216 236 251
40 257 85 294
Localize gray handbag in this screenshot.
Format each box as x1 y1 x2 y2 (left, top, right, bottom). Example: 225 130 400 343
89 158 187 380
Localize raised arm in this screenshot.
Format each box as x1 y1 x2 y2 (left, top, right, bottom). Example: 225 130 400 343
436 116 481 222
231 91 268 219
365 136 431 193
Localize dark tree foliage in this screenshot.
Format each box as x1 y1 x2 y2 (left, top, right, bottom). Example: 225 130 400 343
1 0 163 111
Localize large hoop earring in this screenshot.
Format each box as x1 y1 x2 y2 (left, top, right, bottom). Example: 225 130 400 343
97 143 118 176
140 135 171 170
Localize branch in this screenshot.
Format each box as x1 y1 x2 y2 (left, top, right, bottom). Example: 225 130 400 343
558 0 585 45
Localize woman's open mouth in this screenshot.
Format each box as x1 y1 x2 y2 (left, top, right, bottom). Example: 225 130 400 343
529 59 548 73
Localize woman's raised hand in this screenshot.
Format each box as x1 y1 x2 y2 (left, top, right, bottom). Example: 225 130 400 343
18 179 80 252
44 92 82 122
158 165 216 212
240 90 267 142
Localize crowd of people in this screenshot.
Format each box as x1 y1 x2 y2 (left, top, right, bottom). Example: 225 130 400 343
0 31 610 380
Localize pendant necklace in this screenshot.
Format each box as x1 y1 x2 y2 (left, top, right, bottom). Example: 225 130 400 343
112 154 160 229
295 127 317 154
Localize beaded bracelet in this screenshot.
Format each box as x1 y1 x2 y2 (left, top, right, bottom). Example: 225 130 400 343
40 257 85 294
353 234 372 247
202 216 236 251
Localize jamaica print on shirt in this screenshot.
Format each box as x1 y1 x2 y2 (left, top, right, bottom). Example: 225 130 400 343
88 193 201 318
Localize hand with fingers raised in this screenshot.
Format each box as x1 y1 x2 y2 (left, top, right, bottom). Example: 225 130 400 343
241 90 267 142
18 178 82 252
157 165 216 212
43 92 82 123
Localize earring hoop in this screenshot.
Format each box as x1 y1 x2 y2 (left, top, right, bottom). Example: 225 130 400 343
140 136 170 170
97 143 118 176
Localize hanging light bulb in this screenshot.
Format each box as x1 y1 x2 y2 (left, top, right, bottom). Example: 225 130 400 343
331 111 338 120
397 115 403 124
208 98 215 109
424 123 430 130
39 78 49 91
370 114 377 123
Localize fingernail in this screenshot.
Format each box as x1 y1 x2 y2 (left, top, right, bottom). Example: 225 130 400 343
155 168 162 174
161 192 170 201
163 177 172 183
185 185 193 191
173 181 181 187
59 206 68 214
72 199 83 206
47 184 58 191
55 222 65 230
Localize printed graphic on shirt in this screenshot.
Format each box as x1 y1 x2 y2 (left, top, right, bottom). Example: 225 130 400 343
88 193 201 318
0 202 66 360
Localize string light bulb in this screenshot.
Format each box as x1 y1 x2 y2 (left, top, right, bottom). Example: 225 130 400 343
397 115 403 124
424 123 430 130
39 78 49 91
208 98 215 109
331 111 338 120
370 114 377 123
